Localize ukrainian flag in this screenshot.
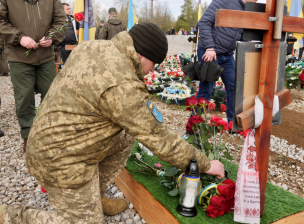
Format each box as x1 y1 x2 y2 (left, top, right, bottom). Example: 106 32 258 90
74 0 96 43
193 0 202 32
197 0 202 22
128 0 139 30
287 0 304 41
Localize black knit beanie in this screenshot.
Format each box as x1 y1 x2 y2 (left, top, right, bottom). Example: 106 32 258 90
129 23 168 64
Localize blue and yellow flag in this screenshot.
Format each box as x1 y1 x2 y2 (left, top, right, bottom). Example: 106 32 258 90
128 0 139 30
197 0 202 22
74 0 96 43
193 0 202 32
287 0 304 41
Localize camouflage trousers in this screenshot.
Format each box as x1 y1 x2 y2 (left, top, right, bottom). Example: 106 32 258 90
3 130 135 224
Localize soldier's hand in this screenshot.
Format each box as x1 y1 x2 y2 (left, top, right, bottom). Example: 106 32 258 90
20 36 38 49
205 160 225 179
40 37 52 48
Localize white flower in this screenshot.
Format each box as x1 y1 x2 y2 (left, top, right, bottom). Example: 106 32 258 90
138 143 143 148
147 151 153 156
135 153 142 159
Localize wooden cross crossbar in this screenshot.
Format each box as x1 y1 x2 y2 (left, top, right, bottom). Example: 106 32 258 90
215 0 303 216
215 9 304 33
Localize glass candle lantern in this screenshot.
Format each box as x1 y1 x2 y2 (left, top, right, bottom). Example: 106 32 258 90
176 159 201 217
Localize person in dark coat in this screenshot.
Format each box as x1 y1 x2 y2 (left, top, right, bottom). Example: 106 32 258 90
60 3 80 64
98 8 127 40
95 20 105 40
171 27 175 35
166 29 170 35
197 0 257 123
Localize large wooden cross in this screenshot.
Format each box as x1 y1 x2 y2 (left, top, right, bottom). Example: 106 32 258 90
215 0 304 215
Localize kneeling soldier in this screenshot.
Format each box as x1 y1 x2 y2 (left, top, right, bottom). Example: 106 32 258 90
0 23 224 224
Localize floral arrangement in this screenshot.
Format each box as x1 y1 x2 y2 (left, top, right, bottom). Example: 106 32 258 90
131 135 238 218
184 96 243 170
161 83 192 99
285 62 304 90
298 69 304 88
144 71 161 86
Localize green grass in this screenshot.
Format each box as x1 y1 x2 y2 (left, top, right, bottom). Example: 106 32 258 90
126 143 304 224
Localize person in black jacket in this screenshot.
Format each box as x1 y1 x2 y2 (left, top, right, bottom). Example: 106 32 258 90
197 0 257 123
60 3 80 64
171 27 175 35
166 29 170 35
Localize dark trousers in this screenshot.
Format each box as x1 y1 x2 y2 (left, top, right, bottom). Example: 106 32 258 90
59 46 72 64
10 60 57 139
197 48 235 122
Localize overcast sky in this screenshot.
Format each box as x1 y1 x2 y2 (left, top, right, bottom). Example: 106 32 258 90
94 0 266 20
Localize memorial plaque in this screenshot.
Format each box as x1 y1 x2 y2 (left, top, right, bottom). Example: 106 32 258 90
232 41 287 131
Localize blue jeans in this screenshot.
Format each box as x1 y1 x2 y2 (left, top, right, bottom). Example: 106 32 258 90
197 48 235 122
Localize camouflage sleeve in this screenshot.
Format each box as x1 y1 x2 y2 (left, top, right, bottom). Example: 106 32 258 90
46 0 67 45
0 0 25 45
99 83 211 173
98 23 108 40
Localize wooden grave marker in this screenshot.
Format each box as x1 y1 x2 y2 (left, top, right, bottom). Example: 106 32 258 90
215 0 304 216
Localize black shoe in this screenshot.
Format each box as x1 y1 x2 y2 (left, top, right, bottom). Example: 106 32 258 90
1 73 9 76
0 129 4 137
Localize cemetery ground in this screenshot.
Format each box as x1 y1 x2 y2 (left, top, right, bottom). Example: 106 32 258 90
0 76 303 223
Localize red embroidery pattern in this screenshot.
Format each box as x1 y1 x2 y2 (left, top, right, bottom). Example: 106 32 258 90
244 208 260 217
246 145 257 171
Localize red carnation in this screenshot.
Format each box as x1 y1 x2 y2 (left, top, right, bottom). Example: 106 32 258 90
236 129 250 138
210 116 222 124
185 96 198 111
74 13 84 22
217 179 236 200
208 102 216 110
220 104 226 112
228 121 233 132
186 115 204 132
215 119 228 132
41 187 48 193
299 73 304 88
197 97 209 108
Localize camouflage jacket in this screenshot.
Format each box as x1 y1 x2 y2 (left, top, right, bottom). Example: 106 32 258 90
26 31 211 189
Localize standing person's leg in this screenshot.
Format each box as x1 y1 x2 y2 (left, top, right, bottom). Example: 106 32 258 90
2 170 104 224
1 51 9 75
98 130 135 215
35 60 57 103
218 54 235 122
9 62 36 140
60 47 72 64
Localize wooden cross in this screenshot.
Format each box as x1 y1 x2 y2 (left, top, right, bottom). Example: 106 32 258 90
215 0 304 216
